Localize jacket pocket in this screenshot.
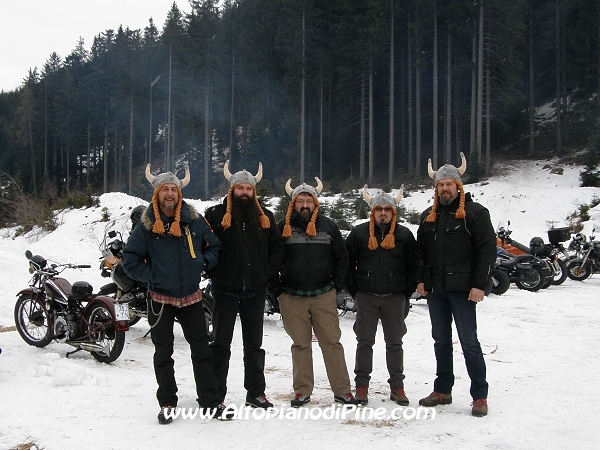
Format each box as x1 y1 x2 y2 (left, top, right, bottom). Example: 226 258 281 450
444 263 473 292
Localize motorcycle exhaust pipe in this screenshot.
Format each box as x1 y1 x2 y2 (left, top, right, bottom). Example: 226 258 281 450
65 341 108 353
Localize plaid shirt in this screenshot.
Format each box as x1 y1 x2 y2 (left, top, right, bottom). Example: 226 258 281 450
149 289 202 308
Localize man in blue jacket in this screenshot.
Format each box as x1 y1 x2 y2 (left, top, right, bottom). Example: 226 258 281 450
123 165 229 423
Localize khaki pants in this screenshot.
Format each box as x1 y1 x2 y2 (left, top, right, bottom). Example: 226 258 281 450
278 289 352 396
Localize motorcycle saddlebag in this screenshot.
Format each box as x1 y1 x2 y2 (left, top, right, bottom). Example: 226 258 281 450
547 227 570 244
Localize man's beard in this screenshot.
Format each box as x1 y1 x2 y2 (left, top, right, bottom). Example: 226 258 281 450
298 208 312 223
231 194 261 228
439 193 458 206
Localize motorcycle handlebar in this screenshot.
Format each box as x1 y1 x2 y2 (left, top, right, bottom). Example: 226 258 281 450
77 265 92 269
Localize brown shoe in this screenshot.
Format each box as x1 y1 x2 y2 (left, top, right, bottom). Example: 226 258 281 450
355 386 368 404
390 388 409 406
471 398 488 417
418 391 452 407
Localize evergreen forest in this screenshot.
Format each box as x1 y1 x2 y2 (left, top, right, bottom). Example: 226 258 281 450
1 0 600 205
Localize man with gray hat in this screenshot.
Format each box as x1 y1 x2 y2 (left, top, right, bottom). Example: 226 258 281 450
122 165 230 423
269 178 358 407
204 161 285 409
345 185 416 406
415 153 496 417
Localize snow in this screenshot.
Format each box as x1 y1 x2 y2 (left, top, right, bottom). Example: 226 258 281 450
1 159 600 449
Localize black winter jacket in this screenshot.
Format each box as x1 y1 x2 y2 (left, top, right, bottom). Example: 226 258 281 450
415 193 496 292
345 221 417 299
122 202 221 297
204 198 285 291
270 212 348 296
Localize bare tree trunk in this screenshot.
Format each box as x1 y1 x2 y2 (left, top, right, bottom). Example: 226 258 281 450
87 108 91 187
368 56 374 184
561 13 568 143
389 0 395 185
44 79 48 177
598 0 600 111
400 28 407 169
529 0 535 157
360 71 366 181
432 0 439 168
300 3 306 182
103 94 108 193
27 90 37 193
556 0 562 155
129 63 134 195
320 57 324 181
408 23 413 175
416 65 422 178
204 71 210 197
476 2 484 169
445 33 452 164
485 64 491 174
229 15 235 167
167 44 172 171
469 23 477 157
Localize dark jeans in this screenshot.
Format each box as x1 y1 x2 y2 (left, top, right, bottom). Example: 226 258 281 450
148 299 221 408
353 292 407 389
427 291 488 399
209 288 267 400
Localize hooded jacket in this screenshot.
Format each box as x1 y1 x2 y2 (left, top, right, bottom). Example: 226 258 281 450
415 192 496 292
122 202 221 297
204 198 285 291
345 221 417 299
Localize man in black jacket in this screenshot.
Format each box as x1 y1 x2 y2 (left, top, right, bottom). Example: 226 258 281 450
270 179 358 407
204 161 285 409
122 165 230 423
345 185 416 406
415 153 496 417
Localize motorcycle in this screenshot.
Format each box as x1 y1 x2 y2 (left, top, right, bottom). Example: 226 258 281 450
263 288 367 317
98 226 215 340
14 251 129 363
566 225 600 281
496 224 563 287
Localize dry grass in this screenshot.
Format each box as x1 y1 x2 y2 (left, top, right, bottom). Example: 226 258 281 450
0 325 16 333
10 442 41 450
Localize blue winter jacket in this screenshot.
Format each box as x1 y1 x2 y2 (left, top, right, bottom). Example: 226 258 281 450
122 202 221 298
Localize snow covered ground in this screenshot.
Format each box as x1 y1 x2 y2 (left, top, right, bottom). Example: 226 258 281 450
1 159 599 450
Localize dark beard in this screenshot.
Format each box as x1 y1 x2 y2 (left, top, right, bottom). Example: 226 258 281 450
231 195 261 229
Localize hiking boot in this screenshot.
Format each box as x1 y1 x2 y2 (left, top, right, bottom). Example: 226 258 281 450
334 393 360 405
291 393 311 407
212 403 234 420
471 398 488 417
246 394 274 409
390 388 409 406
418 391 452 407
157 406 175 425
355 386 368 405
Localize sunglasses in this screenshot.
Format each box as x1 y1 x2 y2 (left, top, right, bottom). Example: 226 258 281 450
374 206 394 212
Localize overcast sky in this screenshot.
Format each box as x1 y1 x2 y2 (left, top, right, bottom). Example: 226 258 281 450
0 0 192 93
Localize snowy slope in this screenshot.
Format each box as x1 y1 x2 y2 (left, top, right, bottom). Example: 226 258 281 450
1 159 599 450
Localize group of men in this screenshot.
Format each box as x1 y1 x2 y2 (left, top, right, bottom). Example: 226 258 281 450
121 153 496 424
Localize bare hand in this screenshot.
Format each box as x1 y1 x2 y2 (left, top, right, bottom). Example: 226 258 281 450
468 287 485 302
417 283 427 296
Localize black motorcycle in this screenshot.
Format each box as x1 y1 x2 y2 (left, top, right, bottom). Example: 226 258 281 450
566 226 600 281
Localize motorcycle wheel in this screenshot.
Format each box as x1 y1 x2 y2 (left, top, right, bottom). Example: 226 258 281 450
202 294 215 343
550 259 568 285
515 266 545 291
14 294 52 347
84 303 125 363
566 260 592 281
490 269 510 295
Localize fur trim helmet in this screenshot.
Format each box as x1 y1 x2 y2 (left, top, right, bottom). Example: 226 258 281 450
220 160 270 230
282 178 323 238
363 185 404 250
426 152 467 222
145 164 190 237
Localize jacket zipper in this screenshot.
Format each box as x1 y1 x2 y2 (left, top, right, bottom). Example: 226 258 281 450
243 222 246 291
